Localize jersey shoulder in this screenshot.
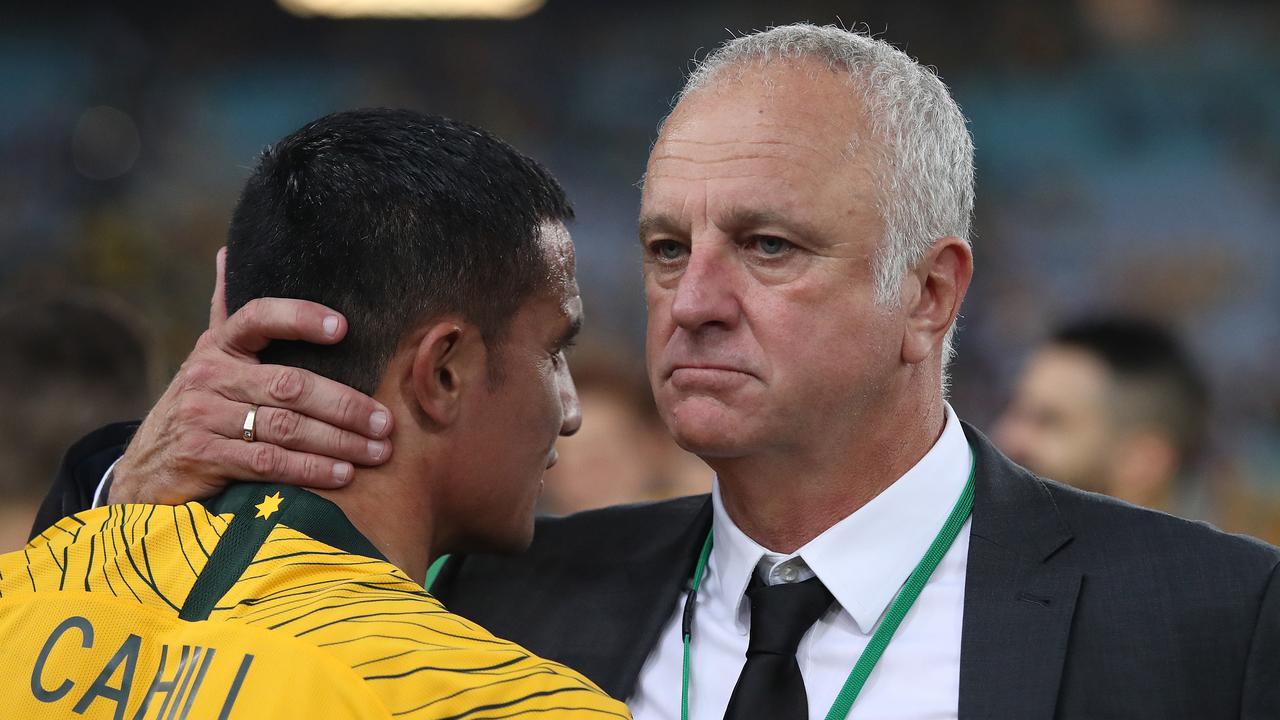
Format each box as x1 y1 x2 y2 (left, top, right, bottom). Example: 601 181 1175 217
221 525 630 719
1 502 226 606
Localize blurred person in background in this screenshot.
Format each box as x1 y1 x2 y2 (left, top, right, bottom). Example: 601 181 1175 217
995 316 1280 545
539 344 710 515
994 316 1208 514
0 292 155 552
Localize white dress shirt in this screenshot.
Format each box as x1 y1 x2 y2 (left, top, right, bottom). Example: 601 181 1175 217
628 405 973 720
92 457 121 507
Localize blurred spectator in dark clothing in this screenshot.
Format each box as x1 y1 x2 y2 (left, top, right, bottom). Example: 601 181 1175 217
0 292 155 550
994 316 1208 514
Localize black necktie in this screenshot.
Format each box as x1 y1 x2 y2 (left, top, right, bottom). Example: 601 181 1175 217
723 574 835 720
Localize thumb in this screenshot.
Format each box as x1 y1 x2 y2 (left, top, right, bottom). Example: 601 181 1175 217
210 246 228 329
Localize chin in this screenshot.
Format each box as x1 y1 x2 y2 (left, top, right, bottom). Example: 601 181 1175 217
454 508 537 556
459 526 535 556
663 397 755 458
668 421 753 459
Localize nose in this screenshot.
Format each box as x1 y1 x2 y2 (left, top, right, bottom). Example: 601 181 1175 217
670 242 741 332
558 362 582 437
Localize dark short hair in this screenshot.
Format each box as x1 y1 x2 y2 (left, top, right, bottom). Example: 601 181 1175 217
225 109 573 394
1052 317 1209 463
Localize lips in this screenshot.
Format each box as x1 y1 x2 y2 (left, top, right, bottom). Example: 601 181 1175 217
670 366 753 377
667 365 756 394
666 363 755 379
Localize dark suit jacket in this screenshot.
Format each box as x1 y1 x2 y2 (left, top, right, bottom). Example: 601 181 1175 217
34 422 1280 719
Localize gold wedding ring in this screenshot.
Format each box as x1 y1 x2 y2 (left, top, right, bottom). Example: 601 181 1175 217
243 405 260 442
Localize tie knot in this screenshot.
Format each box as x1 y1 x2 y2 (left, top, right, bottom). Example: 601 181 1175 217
744 575 834 656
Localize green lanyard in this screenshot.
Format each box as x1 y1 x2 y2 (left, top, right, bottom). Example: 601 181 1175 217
681 456 976 720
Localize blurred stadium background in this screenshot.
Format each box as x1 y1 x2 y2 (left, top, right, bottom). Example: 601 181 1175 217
3 0 1279 549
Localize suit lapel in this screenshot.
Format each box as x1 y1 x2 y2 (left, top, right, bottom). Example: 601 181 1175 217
959 423 1081 720
433 495 713 699
554 496 713 700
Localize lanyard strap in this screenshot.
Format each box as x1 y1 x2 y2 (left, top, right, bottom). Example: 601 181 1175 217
681 456 976 720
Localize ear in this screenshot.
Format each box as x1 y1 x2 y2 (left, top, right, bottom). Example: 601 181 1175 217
901 236 974 365
408 319 486 427
1108 430 1178 507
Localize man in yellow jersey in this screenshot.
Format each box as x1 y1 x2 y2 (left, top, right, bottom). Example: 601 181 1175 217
1 109 628 719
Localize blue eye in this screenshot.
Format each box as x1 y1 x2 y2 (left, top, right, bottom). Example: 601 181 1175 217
653 240 685 260
756 236 789 255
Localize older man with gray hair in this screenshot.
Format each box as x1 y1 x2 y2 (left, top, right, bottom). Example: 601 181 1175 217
33 23 1280 720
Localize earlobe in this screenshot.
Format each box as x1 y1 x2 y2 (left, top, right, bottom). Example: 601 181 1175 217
901 237 973 365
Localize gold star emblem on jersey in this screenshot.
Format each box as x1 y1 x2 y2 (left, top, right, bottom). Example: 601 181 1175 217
255 491 284 520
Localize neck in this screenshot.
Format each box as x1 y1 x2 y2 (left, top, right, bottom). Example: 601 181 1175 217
311 458 436 585
713 397 947 554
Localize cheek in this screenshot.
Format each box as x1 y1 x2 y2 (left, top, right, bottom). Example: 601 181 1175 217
644 281 675 326
537 369 566 431
753 294 897 380
644 288 675 357
1073 422 1111 457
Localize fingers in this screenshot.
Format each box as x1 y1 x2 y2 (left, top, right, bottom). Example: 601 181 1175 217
220 402 391 466
210 438 356 489
217 297 348 357
210 247 228 329
176 357 393 441
243 363 392 438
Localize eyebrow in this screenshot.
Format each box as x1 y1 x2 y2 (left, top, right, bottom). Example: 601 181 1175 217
556 313 583 349
720 207 821 241
637 208 821 243
637 214 681 241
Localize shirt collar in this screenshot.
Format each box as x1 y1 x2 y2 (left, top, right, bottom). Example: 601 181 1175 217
709 403 973 634
204 482 387 562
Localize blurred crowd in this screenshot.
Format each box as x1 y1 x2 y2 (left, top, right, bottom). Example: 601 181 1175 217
3 0 1280 549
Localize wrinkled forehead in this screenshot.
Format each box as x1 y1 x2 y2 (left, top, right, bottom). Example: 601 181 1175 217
640 61 880 231
653 58 871 168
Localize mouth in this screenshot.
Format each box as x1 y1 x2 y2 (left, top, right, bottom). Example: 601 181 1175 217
666 363 754 379
667 365 756 392
545 447 559 469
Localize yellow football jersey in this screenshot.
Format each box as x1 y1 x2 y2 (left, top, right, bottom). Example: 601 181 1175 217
0 483 630 719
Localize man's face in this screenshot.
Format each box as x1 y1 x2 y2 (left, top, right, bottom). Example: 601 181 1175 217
449 222 583 550
993 345 1114 490
639 61 903 459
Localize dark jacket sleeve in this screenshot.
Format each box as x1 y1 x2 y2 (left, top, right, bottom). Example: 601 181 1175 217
1241 558 1280 719
30 421 139 539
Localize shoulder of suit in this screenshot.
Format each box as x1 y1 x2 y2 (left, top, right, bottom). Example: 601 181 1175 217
64 421 138 473
1034 474 1280 571
532 494 709 547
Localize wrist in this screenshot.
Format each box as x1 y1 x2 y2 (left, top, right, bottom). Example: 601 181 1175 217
107 455 139 504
